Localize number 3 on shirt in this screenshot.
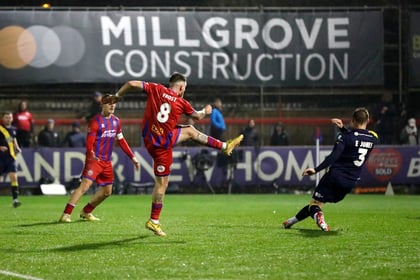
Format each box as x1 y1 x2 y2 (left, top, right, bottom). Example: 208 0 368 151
353 147 368 167
157 103 171 123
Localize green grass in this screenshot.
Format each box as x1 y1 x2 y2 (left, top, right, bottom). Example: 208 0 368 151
0 194 419 280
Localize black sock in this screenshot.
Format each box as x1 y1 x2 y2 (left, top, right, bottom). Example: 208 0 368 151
11 187 19 200
295 204 311 221
309 205 322 219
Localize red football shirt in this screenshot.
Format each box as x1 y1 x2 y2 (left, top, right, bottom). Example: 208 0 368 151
88 114 121 162
142 82 195 148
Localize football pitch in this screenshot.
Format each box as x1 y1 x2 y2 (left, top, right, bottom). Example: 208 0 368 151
0 194 419 280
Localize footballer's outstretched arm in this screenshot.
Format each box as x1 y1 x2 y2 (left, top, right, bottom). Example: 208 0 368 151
115 81 144 98
332 118 351 133
331 118 343 128
190 104 212 121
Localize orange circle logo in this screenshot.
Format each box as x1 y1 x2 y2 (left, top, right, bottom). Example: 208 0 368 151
0 25 85 69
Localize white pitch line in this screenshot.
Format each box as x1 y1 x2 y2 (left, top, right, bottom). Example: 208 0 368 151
0 270 44 280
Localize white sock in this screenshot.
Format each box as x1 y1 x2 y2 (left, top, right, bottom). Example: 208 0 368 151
288 217 298 224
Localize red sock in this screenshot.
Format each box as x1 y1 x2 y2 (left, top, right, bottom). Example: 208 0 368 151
63 203 75 215
206 136 223 149
150 202 163 220
82 203 95 214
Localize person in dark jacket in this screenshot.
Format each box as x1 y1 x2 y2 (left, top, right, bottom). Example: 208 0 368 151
270 122 289 146
37 119 60 147
241 119 259 147
61 121 86 148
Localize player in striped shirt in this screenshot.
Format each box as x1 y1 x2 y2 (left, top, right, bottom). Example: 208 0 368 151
283 107 378 231
59 94 140 223
115 73 243 236
0 111 22 208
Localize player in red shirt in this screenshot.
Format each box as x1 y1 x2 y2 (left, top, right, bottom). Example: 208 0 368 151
59 94 140 223
115 73 243 236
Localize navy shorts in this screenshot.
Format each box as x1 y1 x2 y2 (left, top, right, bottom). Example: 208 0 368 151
0 157 17 176
312 171 356 203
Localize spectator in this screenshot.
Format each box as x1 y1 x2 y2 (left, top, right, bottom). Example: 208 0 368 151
210 98 226 141
241 119 259 147
37 119 60 147
13 100 34 147
373 93 397 144
84 91 103 122
400 118 418 145
61 121 86 147
270 122 289 146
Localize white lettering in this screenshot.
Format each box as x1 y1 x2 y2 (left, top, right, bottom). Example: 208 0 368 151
255 54 272 81
274 54 293 80
407 158 420 177
134 151 154 181
126 50 148 77
101 16 132 46
63 152 84 181
152 16 175 46
202 17 229 48
100 15 351 51
162 93 177 102
359 141 373 148
212 52 230 79
304 53 326 81
295 18 323 49
34 152 60 182
235 18 259 49
284 150 314 181
232 53 252 80
330 53 348 79
136 16 147 46
151 50 170 77
105 49 348 82
255 151 284 181
105 49 125 77
236 150 253 181
328 18 350 49
174 51 192 76
262 18 292 50
102 130 116 138
16 153 33 182
191 51 210 79
177 17 200 47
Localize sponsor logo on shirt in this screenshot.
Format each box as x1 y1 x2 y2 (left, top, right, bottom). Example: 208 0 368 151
102 130 116 138
152 124 164 136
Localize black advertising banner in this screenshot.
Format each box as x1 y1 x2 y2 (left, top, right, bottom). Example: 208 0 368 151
409 12 420 87
0 10 383 87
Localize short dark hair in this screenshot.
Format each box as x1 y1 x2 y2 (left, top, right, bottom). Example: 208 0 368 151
169 73 186 84
352 107 369 125
101 94 119 104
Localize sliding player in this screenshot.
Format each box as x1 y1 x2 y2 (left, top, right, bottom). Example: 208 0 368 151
283 107 378 231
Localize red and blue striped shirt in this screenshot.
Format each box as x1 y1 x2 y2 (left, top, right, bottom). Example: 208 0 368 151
87 114 121 162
